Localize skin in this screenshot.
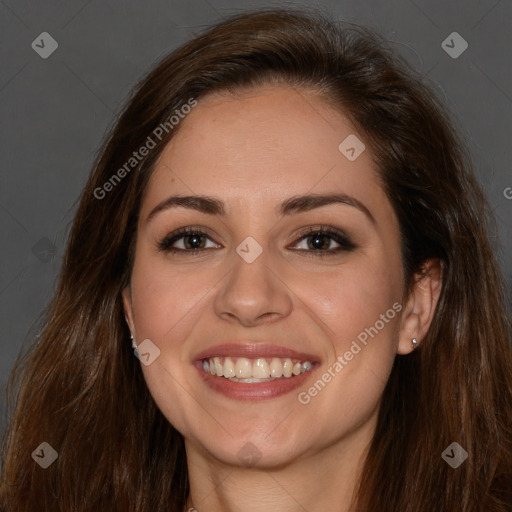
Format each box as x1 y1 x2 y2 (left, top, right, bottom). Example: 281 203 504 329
123 85 442 512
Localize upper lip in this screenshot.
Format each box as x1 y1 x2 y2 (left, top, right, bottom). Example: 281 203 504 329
194 342 320 362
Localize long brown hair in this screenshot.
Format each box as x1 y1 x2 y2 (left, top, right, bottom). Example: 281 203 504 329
1 7 511 511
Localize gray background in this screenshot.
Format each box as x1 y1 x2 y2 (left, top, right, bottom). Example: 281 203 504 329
1 0 511 432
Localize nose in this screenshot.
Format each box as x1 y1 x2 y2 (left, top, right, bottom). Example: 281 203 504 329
213 245 293 327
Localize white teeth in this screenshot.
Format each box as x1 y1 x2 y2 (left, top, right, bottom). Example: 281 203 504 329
253 358 270 378
235 358 252 379
214 357 223 377
202 356 314 380
269 357 283 378
223 357 235 378
282 358 293 378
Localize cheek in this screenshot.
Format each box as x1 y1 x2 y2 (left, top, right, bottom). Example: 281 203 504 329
129 250 213 343
294 272 400 444
128 252 213 436
290 255 401 417
295 258 402 350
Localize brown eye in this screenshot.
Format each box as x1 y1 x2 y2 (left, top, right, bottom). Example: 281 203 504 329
158 228 221 252
291 226 357 256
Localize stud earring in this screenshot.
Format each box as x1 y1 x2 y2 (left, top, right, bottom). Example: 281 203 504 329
411 338 419 349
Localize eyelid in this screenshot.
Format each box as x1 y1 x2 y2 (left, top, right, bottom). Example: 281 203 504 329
289 225 356 252
157 225 220 252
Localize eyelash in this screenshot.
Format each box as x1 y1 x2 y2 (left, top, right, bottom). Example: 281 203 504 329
157 225 357 258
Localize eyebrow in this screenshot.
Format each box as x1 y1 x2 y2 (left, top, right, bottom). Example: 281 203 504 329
145 193 375 224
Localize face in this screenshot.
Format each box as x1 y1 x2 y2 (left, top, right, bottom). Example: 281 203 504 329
123 85 407 468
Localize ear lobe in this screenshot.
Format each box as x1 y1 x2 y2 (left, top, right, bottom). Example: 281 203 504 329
397 258 442 355
122 285 135 336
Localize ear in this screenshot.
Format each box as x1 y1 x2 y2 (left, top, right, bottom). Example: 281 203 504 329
122 285 136 338
397 258 442 354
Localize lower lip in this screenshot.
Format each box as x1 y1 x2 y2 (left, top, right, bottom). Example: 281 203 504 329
195 362 319 401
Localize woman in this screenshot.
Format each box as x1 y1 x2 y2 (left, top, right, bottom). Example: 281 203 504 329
1 7 511 512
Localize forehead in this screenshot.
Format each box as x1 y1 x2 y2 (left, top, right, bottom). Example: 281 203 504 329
142 85 386 217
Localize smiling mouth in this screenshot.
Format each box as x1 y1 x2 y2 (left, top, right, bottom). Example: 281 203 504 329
201 356 315 382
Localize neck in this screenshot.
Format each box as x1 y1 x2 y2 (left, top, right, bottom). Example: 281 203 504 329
184 413 376 512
